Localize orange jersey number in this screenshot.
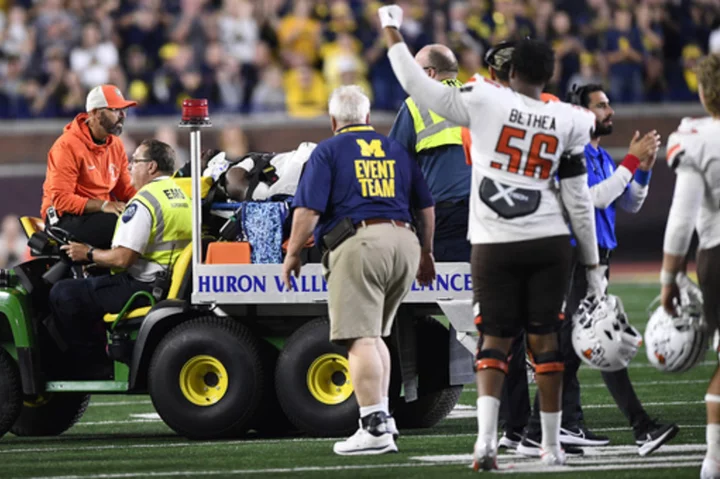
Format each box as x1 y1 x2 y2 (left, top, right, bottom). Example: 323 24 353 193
492 126 558 180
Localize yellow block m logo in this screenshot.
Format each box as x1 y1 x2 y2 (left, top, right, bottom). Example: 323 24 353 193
356 139 386 158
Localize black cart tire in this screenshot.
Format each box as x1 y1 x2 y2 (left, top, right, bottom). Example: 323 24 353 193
393 317 463 429
250 338 296 437
275 317 358 437
148 316 265 439
0 348 21 439
11 393 90 436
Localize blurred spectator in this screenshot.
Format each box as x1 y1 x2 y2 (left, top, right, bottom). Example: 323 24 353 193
30 0 80 69
70 22 120 89
0 215 29 269
2 6 32 61
276 0 322 66
124 46 153 112
321 32 365 93
284 62 327 118
566 52 604 94
549 10 584 94
26 46 85 117
335 55 372 101
604 8 645 103
217 0 258 66
251 63 286 113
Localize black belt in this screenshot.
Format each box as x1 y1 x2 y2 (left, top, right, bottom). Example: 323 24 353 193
435 199 468 209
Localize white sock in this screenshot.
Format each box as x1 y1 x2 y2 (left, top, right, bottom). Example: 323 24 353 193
359 403 385 418
707 423 720 460
476 396 500 442
541 411 562 449
382 396 390 415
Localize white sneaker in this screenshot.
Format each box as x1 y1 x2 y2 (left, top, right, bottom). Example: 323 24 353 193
540 446 567 466
472 437 498 471
333 424 397 456
387 416 399 440
701 457 720 479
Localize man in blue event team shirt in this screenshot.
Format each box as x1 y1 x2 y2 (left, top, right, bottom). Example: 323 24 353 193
388 43 471 261
517 84 679 457
282 85 436 456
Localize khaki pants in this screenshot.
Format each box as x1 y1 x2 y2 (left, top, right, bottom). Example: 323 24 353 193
325 223 420 341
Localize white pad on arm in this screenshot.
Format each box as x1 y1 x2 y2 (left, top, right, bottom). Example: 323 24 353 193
705 394 720 403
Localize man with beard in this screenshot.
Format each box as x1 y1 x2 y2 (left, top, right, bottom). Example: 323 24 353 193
517 83 679 457
41 85 137 248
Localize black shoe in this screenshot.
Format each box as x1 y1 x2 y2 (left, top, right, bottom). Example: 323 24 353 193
516 428 584 457
560 424 610 446
635 421 679 456
498 429 523 450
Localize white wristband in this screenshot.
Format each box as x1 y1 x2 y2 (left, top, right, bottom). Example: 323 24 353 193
101 200 109 211
660 270 676 285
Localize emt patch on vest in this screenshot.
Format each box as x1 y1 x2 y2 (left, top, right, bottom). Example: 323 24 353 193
122 203 138 223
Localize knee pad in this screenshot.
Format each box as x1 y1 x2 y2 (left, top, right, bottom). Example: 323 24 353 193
532 350 564 374
475 348 508 374
706 394 720 403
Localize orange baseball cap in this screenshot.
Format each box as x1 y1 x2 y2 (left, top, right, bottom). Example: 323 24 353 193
86 84 138 112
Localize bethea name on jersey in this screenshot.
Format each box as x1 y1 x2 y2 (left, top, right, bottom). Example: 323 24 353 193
509 109 556 131
197 272 473 294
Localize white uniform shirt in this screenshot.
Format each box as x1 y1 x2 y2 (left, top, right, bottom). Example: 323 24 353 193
664 117 720 255
387 43 599 265
112 176 170 282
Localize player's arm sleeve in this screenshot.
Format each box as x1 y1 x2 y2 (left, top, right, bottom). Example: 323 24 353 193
387 43 471 126
663 163 704 257
588 153 640 209
617 169 651 213
46 143 89 215
388 103 417 156
559 155 599 266
559 111 599 265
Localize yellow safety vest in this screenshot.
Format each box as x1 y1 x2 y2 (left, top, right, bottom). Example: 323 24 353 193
130 177 193 270
405 78 463 153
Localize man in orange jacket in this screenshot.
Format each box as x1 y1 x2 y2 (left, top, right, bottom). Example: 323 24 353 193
41 84 137 248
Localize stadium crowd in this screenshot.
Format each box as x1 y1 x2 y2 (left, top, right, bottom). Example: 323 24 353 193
0 0 718 119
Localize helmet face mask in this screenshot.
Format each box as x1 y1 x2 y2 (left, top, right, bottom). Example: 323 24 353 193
572 295 642 372
645 274 708 373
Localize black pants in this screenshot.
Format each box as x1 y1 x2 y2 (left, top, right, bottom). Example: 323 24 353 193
525 257 652 434
48 273 154 352
57 212 119 249
433 201 470 262
499 333 531 433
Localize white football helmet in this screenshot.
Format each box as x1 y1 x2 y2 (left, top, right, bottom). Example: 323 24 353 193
645 273 708 373
572 294 643 372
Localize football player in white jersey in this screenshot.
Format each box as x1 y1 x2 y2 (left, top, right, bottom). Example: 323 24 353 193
660 53 720 479
379 5 604 470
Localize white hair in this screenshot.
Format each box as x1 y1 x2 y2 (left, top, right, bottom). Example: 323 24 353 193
328 85 370 124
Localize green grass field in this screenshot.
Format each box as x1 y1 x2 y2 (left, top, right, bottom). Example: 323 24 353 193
0 283 711 478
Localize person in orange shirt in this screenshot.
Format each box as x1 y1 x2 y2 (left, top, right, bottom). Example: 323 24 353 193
41 85 137 249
